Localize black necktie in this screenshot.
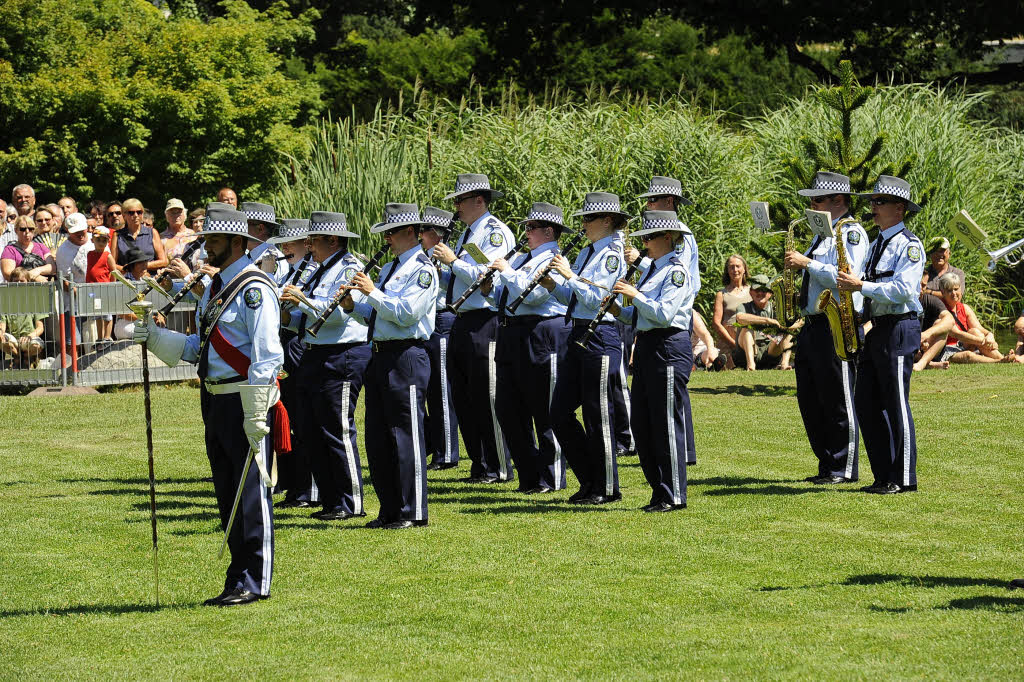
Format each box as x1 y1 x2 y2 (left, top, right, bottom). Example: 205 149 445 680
445 229 471 303
631 262 658 328
197 273 223 380
367 258 400 341
866 235 886 279
498 252 531 319
798 235 822 310
564 245 596 321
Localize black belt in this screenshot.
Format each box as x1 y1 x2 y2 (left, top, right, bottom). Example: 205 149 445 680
456 308 495 319
501 314 559 327
204 374 245 386
372 339 424 353
872 312 917 324
302 341 365 352
636 326 685 339
572 319 613 327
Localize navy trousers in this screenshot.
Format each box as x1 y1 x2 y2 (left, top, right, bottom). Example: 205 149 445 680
447 309 512 481
856 316 920 488
632 328 693 506
611 327 636 454
552 322 621 497
201 389 274 596
795 315 859 479
364 342 430 523
424 310 459 465
296 342 371 515
277 330 318 503
495 316 570 491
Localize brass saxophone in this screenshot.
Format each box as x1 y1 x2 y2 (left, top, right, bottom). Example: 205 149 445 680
770 217 804 327
816 217 860 360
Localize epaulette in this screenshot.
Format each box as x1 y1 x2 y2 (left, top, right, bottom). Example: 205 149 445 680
415 252 432 265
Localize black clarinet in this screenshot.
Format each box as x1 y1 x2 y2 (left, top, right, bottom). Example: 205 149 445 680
157 268 206 317
432 219 460 271
505 230 585 315
307 245 390 338
576 248 647 348
140 236 206 299
446 235 530 314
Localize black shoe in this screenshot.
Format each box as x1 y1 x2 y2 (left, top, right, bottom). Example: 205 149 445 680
365 517 387 529
309 508 333 519
860 481 885 493
317 510 367 521
464 476 499 484
426 461 442 471
1009 578 1024 590
568 488 590 504
813 475 855 485
616 448 637 458
218 588 266 606
873 482 903 495
646 501 686 512
384 519 428 529
275 499 312 509
434 462 457 470
898 484 917 493
523 486 554 495
202 588 232 606
581 492 622 505
202 476 214 483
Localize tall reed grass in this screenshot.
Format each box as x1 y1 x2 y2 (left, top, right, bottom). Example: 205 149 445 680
272 85 1024 321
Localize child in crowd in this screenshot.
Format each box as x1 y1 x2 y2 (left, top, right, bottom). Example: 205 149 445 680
0 267 46 369
86 227 117 343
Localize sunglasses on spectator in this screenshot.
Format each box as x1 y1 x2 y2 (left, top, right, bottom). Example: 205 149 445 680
869 197 901 206
16 227 34 232
640 231 667 242
125 210 144 215
106 210 122 216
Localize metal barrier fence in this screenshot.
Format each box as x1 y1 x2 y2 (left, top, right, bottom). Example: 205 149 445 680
0 277 198 388
0 280 63 386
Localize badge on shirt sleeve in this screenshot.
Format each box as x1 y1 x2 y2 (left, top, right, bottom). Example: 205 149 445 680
907 245 922 262
342 266 357 281
489 232 504 247
847 230 861 246
417 270 433 289
605 255 620 273
671 270 686 287
244 287 263 309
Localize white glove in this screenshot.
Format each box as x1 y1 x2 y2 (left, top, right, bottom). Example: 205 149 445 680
132 322 150 345
239 383 280 486
138 318 187 367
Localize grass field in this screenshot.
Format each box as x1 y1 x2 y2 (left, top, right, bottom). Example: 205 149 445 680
2 366 1023 679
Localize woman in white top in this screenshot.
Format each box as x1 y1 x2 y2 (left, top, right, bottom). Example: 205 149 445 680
711 254 751 358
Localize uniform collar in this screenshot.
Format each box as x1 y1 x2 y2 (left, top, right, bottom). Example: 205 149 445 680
880 221 906 239
831 211 853 226
469 211 493 233
529 241 558 258
652 251 677 268
396 244 422 264
590 234 615 251
218 255 250 281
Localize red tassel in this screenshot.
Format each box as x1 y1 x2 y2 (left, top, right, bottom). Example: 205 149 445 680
271 399 292 455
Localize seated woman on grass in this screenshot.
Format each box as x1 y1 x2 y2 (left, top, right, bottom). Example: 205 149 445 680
932 273 1020 365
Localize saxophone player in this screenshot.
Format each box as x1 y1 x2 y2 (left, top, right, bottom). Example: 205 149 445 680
784 172 869 484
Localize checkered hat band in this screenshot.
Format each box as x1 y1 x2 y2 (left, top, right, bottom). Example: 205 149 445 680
811 179 851 192
279 227 305 238
311 221 348 231
528 211 563 225
454 181 490 193
647 184 681 196
422 214 449 226
245 210 275 223
643 218 677 230
383 212 419 225
582 201 621 213
874 183 910 200
205 219 248 233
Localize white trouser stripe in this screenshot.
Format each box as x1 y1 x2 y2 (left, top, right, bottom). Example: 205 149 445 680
487 341 509 479
310 475 319 503
409 385 424 520
896 355 910 486
599 355 614 495
258 436 272 596
439 336 453 461
340 381 362 514
618 342 634 449
667 366 681 505
840 360 856 479
549 353 563 487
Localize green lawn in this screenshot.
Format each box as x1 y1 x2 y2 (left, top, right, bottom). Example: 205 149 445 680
1 367 1022 679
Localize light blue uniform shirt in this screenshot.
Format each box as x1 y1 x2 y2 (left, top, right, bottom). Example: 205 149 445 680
280 254 318 333
296 251 368 345
181 257 283 385
861 221 925 316
449 212 517 312
552 233 625 322
249 241 289 282
802 215 870 315
616 252 694 331
426 245 452 311
352 245 438 341
491 241 567 317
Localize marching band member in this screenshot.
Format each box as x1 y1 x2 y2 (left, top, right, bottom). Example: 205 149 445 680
784 172 869 484
270 219 321 508
241 202 289 281
342 204 438 528
418 207 460 471
133 206 283 606
487 202 571 494
432 174 515 484
838 175 925 494
543 192 628 504
609 211 696 511
282 212 370 521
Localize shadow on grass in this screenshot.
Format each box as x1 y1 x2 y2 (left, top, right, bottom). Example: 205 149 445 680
59 476 208 485
690 476 803 486
942 596 1024 612
125 510 220 523
0 602 192 619
703 484 829 497
690 384 797 398
758 573 1014 593
460 503 621 515
91 487 215 499
129 500 216 511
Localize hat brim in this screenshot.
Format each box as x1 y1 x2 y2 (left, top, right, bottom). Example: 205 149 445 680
442 188 505 201
632 225 692 238
797 188 851 197
853 192 922 213
369 220 422 235
637 191 693 205
245 217 282 229
307 228 360 239
204 227 262 243
572 209 633 219
516 218 565 229
267 234 307 244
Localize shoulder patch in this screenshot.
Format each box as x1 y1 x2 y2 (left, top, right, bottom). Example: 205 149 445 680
847 230 861 246
417 270 433 289
671 270 686 287
299 267 314 284
489 231 504 247
907 245 922 263
605 254 620 273
244 287 263 309
342 266 357 281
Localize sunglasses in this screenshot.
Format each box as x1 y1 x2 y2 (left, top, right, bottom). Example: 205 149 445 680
106 210 122 216
640 231 667 242
383 226 407 237
809 194 838 205
645 196 671 203
125 210 144 215
16 227 34 233
524 223 551 232
869 197 901 206
581 215 602 224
